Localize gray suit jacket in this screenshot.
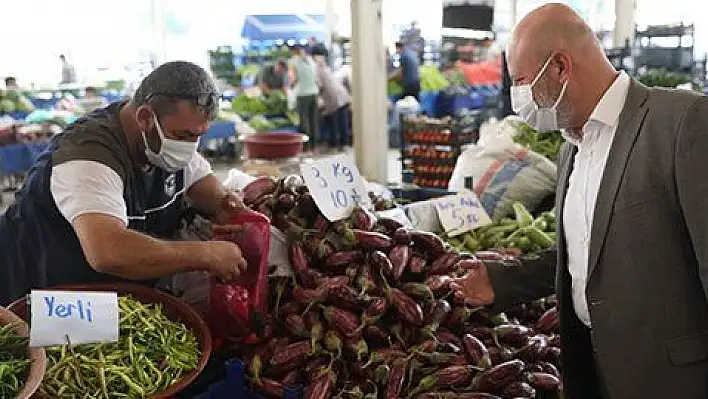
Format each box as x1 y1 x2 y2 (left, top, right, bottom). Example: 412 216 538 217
488 80 708 399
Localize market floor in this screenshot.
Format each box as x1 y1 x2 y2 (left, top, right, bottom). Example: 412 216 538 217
0 149 403 214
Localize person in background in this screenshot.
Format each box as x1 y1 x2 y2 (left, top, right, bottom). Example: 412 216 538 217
390 42 421 101
386 49 396 75
400 21 425 63
0 61 248 306
60 54 77 85
313 51 350 152
4 76 18 90
289 45 320 152
256 59 288 95
477 36 502 63
307 36 328 60
3 76 35 112
78 86 109 114
451 4 708 398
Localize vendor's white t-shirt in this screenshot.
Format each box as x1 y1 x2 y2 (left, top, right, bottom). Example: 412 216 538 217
50 153 212 226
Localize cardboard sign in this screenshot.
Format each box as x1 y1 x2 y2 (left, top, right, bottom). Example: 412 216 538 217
301 154 371 221
29 290 119 347
435 191 492 236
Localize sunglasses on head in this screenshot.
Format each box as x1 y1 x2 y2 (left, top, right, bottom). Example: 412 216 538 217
146 92 218 109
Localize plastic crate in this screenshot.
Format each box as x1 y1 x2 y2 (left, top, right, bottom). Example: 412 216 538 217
194 359 303 399
418 91 439 116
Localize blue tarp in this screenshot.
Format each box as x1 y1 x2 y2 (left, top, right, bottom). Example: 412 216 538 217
241 14 325 42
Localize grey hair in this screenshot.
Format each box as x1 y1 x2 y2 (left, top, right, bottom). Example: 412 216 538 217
132 61 218 117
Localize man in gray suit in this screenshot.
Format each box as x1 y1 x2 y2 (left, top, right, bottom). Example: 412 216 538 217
451 4 708 398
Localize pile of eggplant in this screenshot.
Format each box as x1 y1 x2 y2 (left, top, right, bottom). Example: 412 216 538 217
234 176 562 399
242 175 397 224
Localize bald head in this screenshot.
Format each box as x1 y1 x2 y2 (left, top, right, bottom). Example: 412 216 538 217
507 3 618 132
509 3 600 67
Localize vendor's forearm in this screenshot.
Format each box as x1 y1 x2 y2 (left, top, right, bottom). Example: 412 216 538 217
91 229 215 280
72 213 217 280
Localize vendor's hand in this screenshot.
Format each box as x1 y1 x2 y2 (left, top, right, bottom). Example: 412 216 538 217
212 224 245 241
449 260 495 307
207 241 248 282
213 192 247 225
223 191 246 210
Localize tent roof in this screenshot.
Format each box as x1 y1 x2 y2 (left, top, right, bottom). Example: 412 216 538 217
241 14 325 42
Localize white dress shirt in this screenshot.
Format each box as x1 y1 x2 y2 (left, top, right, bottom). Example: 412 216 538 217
562 71 630 327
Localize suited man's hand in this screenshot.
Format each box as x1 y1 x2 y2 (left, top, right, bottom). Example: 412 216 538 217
449 259 496 306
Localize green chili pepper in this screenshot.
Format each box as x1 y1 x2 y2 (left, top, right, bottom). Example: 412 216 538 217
523 226 556 248
39 295 201 398
0 322 32 399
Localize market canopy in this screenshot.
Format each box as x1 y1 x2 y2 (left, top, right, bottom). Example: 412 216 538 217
241 14 326 42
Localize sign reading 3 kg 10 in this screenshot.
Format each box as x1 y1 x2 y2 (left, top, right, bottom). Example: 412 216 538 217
301 154 371 221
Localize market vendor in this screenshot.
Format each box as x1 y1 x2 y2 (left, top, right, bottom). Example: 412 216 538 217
0 61 248 306
257 59 288 95
451 4 708 399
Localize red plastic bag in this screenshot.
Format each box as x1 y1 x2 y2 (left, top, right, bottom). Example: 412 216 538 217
208 208 271 347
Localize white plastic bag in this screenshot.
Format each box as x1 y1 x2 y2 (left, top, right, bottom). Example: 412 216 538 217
223 169 257 193
378 208 414 230
406 199 444 233
160 214 213 314
449 116 557 219
268 227 293 277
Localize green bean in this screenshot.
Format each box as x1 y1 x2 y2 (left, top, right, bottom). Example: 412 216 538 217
0 321 32 398
39 295 201 398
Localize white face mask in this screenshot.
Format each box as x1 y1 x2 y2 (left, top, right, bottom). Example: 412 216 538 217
510 56 569 132
142 113 199 172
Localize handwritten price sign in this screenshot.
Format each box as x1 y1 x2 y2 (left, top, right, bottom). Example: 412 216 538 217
435 191 492 237
29 290 119 347
301 155 371 221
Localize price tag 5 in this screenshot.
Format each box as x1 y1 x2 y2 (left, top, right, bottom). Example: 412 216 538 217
301 155 371 221
29 290 119 347
435 191 492 236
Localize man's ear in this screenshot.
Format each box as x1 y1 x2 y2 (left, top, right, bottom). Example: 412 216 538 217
552 51 573 83
135 105 154 132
